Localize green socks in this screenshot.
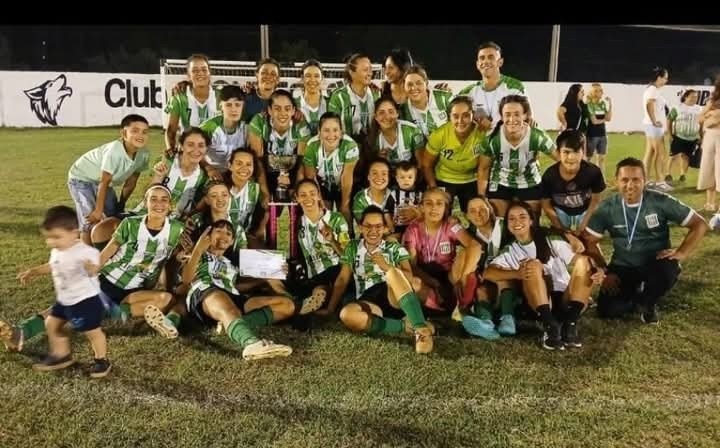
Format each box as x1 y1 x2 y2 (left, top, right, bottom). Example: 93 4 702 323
227 318 259 348
243 306 273 329
499 289 520 316
473 301 494 321
166 312 181 328
398 291 427 329
367 316 404 336
19 314 46 339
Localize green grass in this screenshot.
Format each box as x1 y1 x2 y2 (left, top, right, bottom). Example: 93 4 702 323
1 128 720 447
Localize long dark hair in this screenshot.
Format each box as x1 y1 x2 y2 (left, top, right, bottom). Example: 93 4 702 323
366 95 400 158
561 84 583 108
382 48 414 97
500 201 561 264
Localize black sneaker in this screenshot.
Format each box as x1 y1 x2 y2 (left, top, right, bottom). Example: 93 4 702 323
90 358 112 378
32 354 75 372
562 321 583 348
679 174 686 183
641 305 660 325
665 175 673 183
541 322 565 351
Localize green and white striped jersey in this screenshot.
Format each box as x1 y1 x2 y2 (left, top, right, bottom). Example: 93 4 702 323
298 210 351 278
669 103 703 141
190 212 248 252
303 134 359 189
101 216 184 290
457 75 526 128
292 89 329 135
228 181 262 230
480 126 555 191
352 188 396 223
400 89 452 137
132 154 207 218
340 239 410 298
376 120 426 164
200 115 247 170
328 85 380 136
248 115 311 156
165 87 220 134
186 252 240 304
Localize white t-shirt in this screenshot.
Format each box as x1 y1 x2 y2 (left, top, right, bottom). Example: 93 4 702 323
642 85 667 127
490 236 575 292
50 241 101 306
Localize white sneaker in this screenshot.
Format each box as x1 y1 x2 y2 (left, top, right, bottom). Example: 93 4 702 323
242 339 293 360
143 305 178 339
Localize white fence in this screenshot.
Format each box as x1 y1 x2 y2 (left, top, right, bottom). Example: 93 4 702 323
0 70 713 132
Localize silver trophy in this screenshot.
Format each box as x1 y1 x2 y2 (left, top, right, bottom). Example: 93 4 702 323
268 154 297 202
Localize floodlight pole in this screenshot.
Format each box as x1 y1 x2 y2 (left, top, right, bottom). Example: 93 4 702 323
548 25 560 82
260 25 270 59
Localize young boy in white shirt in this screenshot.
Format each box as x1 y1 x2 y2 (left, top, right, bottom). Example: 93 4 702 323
16 206 111 378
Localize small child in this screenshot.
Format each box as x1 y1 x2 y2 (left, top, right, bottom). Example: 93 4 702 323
390 161 423 237
16 206 111 378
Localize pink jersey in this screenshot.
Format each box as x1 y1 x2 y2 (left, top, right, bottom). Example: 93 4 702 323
402 221 463 271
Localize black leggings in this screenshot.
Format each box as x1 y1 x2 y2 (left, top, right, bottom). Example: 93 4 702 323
596 259 680 318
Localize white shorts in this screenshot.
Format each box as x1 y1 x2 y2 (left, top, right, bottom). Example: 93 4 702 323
644 124 665 139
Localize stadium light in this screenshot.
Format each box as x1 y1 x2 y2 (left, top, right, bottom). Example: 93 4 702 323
548 25 560 82
260 25 270 59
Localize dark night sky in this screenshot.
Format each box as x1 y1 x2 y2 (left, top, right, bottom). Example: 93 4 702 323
1 25 719 84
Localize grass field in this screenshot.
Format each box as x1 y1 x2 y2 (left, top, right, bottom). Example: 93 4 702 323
1 127 719 447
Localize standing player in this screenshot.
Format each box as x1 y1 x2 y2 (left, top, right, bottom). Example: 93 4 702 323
456 42 531 132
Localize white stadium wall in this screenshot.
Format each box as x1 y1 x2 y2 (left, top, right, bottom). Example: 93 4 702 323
0 70 713 132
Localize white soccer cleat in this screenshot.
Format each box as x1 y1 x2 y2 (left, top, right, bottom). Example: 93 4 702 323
143 305 178 340
242 339 293 360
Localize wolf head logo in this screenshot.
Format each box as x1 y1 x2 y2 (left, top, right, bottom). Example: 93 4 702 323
24 75 73 126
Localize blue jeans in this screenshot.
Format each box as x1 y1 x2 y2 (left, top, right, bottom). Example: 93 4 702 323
555 207 586 231
67 178 119 232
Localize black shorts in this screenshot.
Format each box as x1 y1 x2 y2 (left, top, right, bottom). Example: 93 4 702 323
187 286 250 326
487 184 544 202
670 137 698 157
290 264 342 299
358 282 404 319
319 182 342 204
99 275 143 304
436 180 476 212
50 295 105 332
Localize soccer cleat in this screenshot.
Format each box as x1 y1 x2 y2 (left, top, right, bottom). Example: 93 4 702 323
403 318 436 336
679 174 686 183
89 358 112 378
414 326 435 354
497 314 517 336
541 322 565 351
32 354 76 372
299 287 327 315
0 320 24 352
461 315 500 341
143 305 179 339
242 339 293 360
562 321 583 348
640 305 660 325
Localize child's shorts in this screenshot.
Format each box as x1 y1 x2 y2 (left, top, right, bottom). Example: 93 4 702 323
50 295 105 332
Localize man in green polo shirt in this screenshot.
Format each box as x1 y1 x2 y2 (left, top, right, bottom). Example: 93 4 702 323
581 157 708 324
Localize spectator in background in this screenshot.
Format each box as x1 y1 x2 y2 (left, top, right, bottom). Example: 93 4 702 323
666 89 702 184
556 84 588 135
642 67 673 192
585 83 612 173
698 78 720 212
